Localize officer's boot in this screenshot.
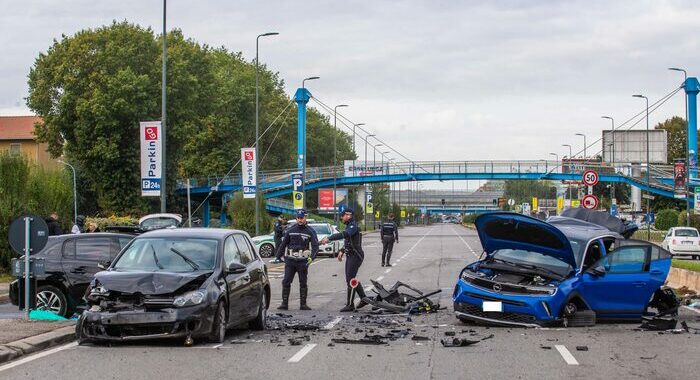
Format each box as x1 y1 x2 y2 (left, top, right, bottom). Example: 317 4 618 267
277 286 290 310
385 250 393 267
340 286 355 312
300 287 311 310
355 283 369 309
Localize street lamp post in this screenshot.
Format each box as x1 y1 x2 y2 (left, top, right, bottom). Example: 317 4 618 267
364 134 376 230
333 104 349 224
633 94 651 240
161 0 167 213
254 31 279 236
562 144 573 202
300 76 319 209
57 160 77 228
549 152 559 172
669 67 690 226
352 123 365 176
575 133 586 164
602 116 615 205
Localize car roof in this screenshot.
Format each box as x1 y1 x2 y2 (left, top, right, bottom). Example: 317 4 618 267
547 216 622 241
136 228 247 239
49 232 135 240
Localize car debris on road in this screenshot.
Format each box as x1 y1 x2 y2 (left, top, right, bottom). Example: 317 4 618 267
362 280 442 314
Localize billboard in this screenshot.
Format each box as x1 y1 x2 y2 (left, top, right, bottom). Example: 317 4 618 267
344 160 386 177
674 159 687 198
140 121 162 197
241 148 256 199
318 188 349 212
601 130 667 164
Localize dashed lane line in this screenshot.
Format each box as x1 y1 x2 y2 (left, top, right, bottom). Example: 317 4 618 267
555 345 579 365
376 276 384 281
322 316 343 330
288 343 317 363
451 226 480 258
384 268 392 274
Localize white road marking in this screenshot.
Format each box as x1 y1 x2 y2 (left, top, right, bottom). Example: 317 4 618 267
212 343 223 349
364 285 374 292
683 305 700 314
384 268 392 274
376 276 384 281
396 259 401 263
288 343 317 363
555 345 579 365
322 316 343 330
0 342 78 373
452 226 480 258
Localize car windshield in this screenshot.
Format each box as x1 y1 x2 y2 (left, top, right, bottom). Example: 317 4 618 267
568 238 585 267
141 217 180 231
491 249 573 277
309 224 331 235
113 238 218 272
675 229 699 237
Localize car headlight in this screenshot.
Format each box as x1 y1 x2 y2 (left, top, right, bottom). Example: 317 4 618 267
173 290 207 307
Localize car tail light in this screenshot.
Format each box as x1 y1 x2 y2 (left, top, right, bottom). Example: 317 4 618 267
672 239 677 245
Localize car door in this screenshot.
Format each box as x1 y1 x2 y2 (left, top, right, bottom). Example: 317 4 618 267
60 236 113 302
580 241 656 317
223 235 250 325
233 234 261 319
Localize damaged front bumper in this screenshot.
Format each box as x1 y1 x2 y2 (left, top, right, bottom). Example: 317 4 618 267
79 303 216 342
453 278 566 328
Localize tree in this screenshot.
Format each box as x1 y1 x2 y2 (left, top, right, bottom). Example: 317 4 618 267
654 116 691 164
503 180 557 205
27 22 355 218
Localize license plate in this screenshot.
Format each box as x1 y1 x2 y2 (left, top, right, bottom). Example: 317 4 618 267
682 241 693 245
482 301 503 312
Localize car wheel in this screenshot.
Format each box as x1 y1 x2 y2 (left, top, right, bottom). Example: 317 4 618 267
249 291 267 331
259 243 274 258
561 302 596 327
208 301 227 343
35 285 68 317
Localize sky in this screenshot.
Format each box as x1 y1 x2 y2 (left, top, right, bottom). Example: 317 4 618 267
1 0 698 187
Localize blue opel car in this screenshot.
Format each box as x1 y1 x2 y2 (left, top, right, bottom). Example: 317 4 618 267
453 212 672 327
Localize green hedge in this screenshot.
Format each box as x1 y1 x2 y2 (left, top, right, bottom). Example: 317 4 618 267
655 209 679 231
0 153 72 269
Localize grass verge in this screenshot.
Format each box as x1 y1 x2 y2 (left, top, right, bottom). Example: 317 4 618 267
672 259 700 273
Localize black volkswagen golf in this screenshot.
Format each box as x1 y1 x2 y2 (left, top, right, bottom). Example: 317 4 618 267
77 228 270 344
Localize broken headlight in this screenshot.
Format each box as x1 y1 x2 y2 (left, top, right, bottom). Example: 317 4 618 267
173 290 206 307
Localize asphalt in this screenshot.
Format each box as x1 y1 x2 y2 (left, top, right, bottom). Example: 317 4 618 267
0 224 698 380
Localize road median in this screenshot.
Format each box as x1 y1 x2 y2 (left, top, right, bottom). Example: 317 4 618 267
0 320 75 365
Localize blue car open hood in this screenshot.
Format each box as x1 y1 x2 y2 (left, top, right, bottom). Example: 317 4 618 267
474 212 576 268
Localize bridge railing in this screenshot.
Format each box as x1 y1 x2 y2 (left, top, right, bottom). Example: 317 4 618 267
177 160 675 191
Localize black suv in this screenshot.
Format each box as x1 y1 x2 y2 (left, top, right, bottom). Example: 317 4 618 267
10 233 134 317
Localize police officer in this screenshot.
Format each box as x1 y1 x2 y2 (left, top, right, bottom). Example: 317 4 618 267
271 216 287 264
380 213 399 267
275 209 319 310
321 208 369 312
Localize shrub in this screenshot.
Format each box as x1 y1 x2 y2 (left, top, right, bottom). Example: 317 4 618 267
462 214 478 224
227 192 272 236
654 209 679 231
0 153 72 269
678 210 700 229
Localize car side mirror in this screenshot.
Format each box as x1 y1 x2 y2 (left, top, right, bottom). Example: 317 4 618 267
589 265 606 277
227 262 247 274
97 261 111 270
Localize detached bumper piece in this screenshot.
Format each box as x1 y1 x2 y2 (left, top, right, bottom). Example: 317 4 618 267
80 308 209 341
364 280 442 314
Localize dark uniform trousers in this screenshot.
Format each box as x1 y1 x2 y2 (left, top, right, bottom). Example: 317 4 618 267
381 236 394 264
282 258 309 288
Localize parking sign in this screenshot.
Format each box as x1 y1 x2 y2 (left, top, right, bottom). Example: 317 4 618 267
140 121 162 197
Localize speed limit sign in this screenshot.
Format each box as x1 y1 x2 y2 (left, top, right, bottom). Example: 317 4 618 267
582 170 599 186
582 194 599 209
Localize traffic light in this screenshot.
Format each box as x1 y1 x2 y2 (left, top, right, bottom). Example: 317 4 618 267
492 199 497 205
441 199 445 206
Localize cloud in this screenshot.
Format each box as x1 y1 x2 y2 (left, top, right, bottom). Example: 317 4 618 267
1 0 697 173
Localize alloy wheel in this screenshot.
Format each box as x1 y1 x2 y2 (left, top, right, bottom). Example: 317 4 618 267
36 290 62 314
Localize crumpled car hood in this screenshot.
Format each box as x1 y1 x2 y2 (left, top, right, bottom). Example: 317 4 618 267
475 212 576 268
94 270 211 295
